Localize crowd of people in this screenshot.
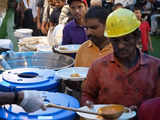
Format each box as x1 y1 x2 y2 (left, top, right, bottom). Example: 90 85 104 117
0 0 160 119
14 0 160 46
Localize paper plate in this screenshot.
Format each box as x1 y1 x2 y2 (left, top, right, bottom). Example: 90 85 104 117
77 104 136 120
54 45 81 53
55 67 89 81
15 29 33 34
14 29 33 38
36 45 52 52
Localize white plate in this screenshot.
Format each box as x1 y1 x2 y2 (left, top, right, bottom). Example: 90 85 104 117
55 67 89 81
77 104 136 120
14 29 33 38
36 45 52 52
15 29 33 33
54 44 81 53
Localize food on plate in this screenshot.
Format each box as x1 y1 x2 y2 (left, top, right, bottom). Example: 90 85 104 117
70 73 80 77
97 104 124 119
59 47 68 50
24 44 37 51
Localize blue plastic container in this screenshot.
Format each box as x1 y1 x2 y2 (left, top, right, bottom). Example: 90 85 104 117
0 68 59 92
0 92 80 120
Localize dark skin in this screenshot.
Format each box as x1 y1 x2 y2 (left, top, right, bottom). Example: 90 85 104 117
0 92 24 105
110 32 139 70
70 1 88 26
86 18 109 50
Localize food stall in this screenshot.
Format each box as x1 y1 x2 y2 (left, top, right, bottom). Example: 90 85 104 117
0 51 74 92
0 91 80 120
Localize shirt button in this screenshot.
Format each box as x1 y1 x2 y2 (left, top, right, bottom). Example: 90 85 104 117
103 88 109 92
136 88 139 92
128 78 133 85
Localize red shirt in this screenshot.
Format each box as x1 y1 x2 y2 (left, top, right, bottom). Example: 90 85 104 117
139 21 150 51
81 52 160 107
138 97 160 120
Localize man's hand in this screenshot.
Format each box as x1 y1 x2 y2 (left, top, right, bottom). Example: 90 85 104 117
41 23 48 35
19 90 46 113
37 22 41 30
85 100 94 109
129 105 137 111
52 45 62 54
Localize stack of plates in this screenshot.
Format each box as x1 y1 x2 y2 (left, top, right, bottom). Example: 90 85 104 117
55 67 89 81
14 29 33 39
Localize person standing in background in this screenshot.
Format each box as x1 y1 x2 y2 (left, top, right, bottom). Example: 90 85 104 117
134 7 153 54
47 0 66 46
37 0 45 35
90 0 102 7
41 0 55 35
62 0 88 45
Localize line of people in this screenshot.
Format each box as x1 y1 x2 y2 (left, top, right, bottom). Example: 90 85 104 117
14 0 160 49
1 0 160 119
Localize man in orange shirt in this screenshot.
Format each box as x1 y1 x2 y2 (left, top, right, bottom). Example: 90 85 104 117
81 8 160 110
64 6 112 102
74 6 113 67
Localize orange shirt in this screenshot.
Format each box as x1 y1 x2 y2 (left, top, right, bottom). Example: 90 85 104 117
81 52 160 107
74 40 113 67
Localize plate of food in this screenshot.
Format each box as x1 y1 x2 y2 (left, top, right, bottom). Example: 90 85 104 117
54 44 81 53
55 67 89 81
77 104 136 120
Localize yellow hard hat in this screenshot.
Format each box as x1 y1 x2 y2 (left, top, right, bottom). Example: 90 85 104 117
104 8 141 38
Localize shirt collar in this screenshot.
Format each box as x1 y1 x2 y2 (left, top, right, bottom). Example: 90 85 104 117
87 40 93 48
71 19 78 27
87 40 113 52
110 49 149 66
71 19 86 28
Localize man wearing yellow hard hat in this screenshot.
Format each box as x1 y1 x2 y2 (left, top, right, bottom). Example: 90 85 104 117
81 8 160 112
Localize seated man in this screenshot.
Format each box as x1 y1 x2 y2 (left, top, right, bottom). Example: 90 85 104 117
81 8 160 109
138 97 160 120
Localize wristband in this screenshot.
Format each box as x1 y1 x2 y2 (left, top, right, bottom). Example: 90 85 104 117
20 91 29 107
14 91 19 104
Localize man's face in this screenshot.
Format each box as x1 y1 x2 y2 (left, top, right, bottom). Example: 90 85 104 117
55 0 65 8
134 10 142 21
48 0 55 6
70 1 88 20
110 33 137 59
86 18 106 44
